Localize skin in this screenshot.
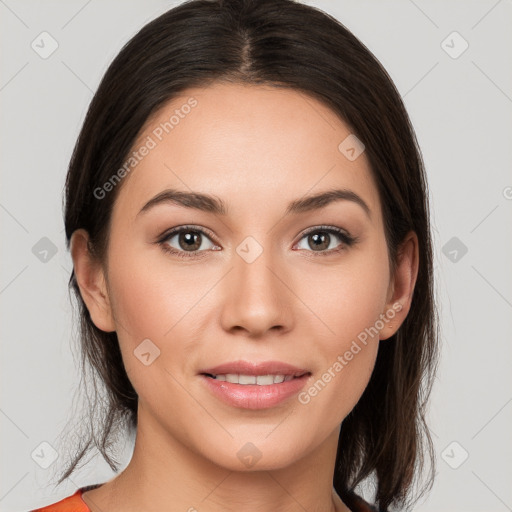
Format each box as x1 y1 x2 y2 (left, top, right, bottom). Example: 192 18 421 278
71 82 418 512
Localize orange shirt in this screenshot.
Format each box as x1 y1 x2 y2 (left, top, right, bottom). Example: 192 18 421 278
30 485 380 511
30 488 90 512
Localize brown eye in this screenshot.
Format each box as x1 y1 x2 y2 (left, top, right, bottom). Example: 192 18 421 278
177 231 202 251
295 226 356 255
159 226 218 257
307 231 331 251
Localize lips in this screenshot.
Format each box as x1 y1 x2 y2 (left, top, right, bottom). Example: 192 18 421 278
199 360 310 378
198 360 312 409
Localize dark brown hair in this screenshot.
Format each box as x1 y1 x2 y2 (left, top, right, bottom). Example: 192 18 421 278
57 0 439 509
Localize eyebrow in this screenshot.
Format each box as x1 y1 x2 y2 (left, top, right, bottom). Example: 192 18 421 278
137 187 371 219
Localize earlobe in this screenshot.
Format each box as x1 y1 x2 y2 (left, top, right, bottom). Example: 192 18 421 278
380 231 419 340
70 229 116 333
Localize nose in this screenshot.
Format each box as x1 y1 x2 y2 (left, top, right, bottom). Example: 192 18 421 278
219 243 292 338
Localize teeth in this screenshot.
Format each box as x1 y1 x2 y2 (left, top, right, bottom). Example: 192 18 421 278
211 374 296 385
257 375 275 385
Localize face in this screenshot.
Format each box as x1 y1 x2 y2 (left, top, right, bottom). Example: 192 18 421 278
78 82 406 472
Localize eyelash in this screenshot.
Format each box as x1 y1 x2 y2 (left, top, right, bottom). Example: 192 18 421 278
156 224 358 259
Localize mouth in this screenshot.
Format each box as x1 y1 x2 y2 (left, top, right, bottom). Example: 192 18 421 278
198 360 312 409
201 372 309 385
199 360 310 379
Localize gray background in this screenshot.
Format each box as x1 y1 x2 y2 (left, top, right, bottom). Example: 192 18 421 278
1 0 511 511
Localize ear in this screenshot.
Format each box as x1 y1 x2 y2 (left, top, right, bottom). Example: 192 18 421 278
70 229 116 333
379 230 419 340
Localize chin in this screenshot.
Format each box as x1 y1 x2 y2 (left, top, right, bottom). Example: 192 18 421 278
196 432 314 473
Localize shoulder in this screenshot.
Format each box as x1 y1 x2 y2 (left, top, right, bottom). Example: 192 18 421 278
30 485 102 512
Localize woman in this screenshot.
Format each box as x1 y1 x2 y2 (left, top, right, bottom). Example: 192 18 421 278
31 0 439 510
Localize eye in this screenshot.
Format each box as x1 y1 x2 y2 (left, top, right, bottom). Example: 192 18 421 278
294 226 357 256
157 225 219 259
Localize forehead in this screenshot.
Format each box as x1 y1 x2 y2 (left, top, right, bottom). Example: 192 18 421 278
114 82 380 221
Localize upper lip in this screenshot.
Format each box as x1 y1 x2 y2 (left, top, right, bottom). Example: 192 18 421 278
200 360 310 377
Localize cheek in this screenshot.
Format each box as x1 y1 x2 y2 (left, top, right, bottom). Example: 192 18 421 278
301 344 379 434
294 242 389 423
304 243 390 345
106 241 205 339
298 293 382 430
104 241 217 388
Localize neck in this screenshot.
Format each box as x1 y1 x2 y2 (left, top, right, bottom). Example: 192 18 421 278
90 406 350 512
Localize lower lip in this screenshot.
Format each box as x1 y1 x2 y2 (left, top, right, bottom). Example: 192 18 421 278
200 374 311 410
